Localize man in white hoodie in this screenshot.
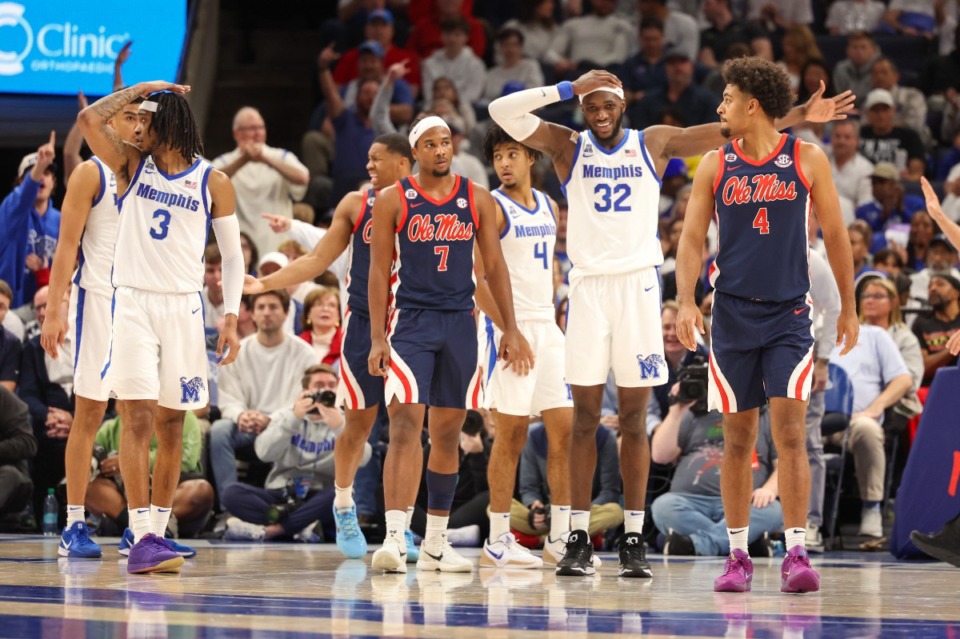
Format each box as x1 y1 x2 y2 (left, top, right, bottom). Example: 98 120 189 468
221 364 370 541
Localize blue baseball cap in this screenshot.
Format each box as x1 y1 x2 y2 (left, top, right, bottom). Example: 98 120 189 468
663 158 687 180
358 40 385 58
367 8 393 25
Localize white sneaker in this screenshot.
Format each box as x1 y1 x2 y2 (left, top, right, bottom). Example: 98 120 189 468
223 517 265 542
542 532 602 569
859 507 883 538
445 524 481 547
806 522 825 553
372 534 408 573
481 532 543 569
417 533 474 572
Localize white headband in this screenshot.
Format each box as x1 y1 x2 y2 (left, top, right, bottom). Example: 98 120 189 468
408 116 450 147
139 100 159 112
578 86 625 103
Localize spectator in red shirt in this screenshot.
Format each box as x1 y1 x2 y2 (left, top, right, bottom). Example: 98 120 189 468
407 0 487 60
333 9 422 95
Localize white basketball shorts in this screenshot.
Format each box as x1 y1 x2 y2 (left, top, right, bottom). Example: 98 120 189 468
67 286 113 402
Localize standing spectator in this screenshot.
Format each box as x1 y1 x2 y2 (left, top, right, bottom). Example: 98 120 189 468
546 0 634 77
909 235 960 301
222 364 354 543
833 32 882 108
830 120 876 219
826 0 887 35
638 0 700 61
882 0 947 38
333 9 422 95
859 90 927 181
407 0 487 60
429 77 478 134
870 57 929 139
299 287 343 368
748 0 813 30
0 281 22 393
624 19 669 103
0 388 36 522
340 41 415 126
501 0 559 65
629 47 719 129
482 28 545 103
209 291 318 506
0 135 60 311
421 17 488 106
213 108 309 255
856 163 926 232
912 273 960 385
699 0 766 67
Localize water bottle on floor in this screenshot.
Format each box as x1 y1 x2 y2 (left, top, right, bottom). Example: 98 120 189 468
42 489 58 536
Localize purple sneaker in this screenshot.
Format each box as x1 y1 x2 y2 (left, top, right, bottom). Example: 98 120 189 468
126 533 185 574
780 546 820 593
714 549 753 592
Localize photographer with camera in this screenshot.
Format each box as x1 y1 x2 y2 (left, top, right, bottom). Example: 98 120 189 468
650 380 783 557
221 364 367 542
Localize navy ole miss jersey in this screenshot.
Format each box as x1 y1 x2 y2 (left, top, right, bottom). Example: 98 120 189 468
391 175 478 311
345 188 376 316
709 134 812 302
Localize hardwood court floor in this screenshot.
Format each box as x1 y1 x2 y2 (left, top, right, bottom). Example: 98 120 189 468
0 535 958 638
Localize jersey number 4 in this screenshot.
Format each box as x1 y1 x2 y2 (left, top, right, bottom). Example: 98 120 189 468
150 208 171 240
752 207 770 235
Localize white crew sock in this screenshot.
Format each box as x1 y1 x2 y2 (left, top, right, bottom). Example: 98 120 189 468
785 527 806 550
488 511 511 541
406 506 414 530
150 504 172 538
66 505 85 528
334 483 354 510
550 505 571 539
624 510 645 535
384 509 406 543
570 510 590 534
727 526 749 553
129 508 151 543
425 514 449 543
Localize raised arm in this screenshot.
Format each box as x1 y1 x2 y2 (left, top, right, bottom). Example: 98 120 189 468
40 161 100 358
367 185 401 376
802 142 858 355
113 41 132 91
318 46 345 121
675 151 718 351
63 91 88 183
208 169 243 367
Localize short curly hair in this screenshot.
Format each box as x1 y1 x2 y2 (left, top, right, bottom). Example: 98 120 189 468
721 57 794 120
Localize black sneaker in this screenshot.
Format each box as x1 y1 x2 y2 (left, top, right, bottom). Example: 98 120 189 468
663 530 696 556
556 529 595 576
618 532 653 578
747 532 772 558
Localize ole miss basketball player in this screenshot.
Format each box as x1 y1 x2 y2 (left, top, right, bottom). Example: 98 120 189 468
675 57 859 594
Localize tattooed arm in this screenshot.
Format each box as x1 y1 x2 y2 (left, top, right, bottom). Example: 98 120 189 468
77 80 189 182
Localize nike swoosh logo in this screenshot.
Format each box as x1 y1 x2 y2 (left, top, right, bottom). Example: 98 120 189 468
192 308 201 314
728 165 742 171
157 508 171 513
559 507 570 511
629 512 642 516
644 286 655 292
488 549 504 560
729 528 747 534
410 202 423 208
136 508 149 514
63 540 73 549
425 550 444 561
540 89 546 97
794 308 806 315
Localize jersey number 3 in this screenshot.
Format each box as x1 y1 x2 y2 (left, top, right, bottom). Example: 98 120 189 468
752 207 770 235
150 208 171 240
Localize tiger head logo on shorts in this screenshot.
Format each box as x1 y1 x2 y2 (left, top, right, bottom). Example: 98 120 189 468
179 376 206 404
636 354 666 380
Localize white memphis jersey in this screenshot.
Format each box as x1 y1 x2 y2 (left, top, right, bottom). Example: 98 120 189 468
113 155 214 293
72 157 119 295
492 188 557 321
561 129 664 282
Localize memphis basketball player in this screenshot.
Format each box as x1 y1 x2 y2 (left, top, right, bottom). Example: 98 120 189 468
367 116 532 574
78 83 245 573
674 57 857 594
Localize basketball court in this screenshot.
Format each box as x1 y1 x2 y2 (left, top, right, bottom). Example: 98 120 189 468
1 536 957 638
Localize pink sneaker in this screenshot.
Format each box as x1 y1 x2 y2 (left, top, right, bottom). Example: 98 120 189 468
713 549 753 592
780 546 820 593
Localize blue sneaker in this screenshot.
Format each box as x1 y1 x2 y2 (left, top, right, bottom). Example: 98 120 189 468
118 528 196 558
405 530 419 563
333 505 368 559
58 522 102 558
126 533 184 574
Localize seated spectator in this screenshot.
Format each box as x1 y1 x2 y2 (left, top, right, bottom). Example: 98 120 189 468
624 19 668 104
546 0 634 78
449 121 489 188
912 273 960 385
856 163 926 232
222 364 353 542
299 287 342 368
0 137 60 311
629 47 719 129
859 90 927 181
17 285 72 517
0 388 35 525
210 290 318 508
827 324 912 538
482 28 545 104
333 9 422 96
699 0 766 67
429 77 477 134
906 210 936 270
212 107 309 255
86 412 213 538
849 224 874 277
920 22 960 96
318 48 377 203
276 239 322 304
407 0 487 61
778 25 822 90
830 120 875 221
826 0 886 34
882 0 943 37
240 231 259 277
833 32 881 108
875 247 908 277
639 0 700 61
646 302 708 436
651 399 781 556
909 235 960 302
258 253 304 335
0 280 22 393
422 17 487 107
796 59 836 105
511 421 623 544
201 245 225 351
501 0 559 66
0 281 24 341
870 57 928 140
21 285 46 343
942 157 960 221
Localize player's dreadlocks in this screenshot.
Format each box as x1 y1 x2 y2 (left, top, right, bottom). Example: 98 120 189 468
148 91 204 163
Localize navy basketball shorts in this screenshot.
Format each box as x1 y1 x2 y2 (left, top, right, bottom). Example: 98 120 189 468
708 292 815 413
384 308 482 409
336 307 384 410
